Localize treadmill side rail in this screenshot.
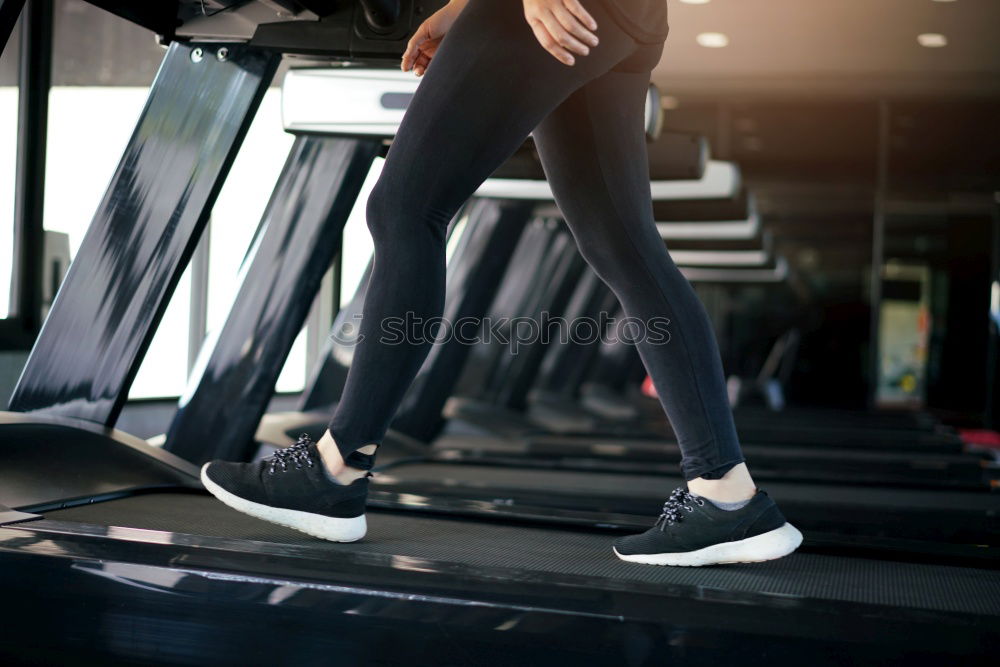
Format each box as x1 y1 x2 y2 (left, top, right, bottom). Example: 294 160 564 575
7 42 278 426
165 136 380 464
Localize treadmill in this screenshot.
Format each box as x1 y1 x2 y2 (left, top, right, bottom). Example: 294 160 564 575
429 197 995 492
206 69 1000 561
2 2 998 663
456 175 967 453
226 67 1000 552
423 135 988 480
440 238 995 492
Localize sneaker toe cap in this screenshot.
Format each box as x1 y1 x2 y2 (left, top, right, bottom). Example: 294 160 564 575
613 532 650 556
614 526 679 556
202 459 251 491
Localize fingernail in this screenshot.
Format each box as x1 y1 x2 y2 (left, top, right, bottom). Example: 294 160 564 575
566 56 575 65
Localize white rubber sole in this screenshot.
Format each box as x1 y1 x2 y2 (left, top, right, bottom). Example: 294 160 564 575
200 464 367 543
613 522 803 567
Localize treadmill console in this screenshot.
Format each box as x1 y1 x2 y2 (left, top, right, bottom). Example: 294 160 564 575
84 1 449 63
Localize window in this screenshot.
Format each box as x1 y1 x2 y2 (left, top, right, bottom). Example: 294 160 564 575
0 14 20 318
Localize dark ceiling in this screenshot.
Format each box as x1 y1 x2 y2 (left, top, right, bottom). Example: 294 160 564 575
654 0 1000 98
644 1 999 298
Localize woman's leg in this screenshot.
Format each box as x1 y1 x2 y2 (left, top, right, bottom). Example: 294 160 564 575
323 0 645 470
531 66 755 498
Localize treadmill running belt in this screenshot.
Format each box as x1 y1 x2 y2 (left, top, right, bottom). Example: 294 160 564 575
377 463 1000 512
45 493 1000 616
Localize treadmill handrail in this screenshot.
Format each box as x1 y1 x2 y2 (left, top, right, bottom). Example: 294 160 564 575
474 161 741 202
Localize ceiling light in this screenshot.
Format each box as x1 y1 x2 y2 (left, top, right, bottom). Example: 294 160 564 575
696 32 729 48
917 33 947 47
931 0 957 3
680 0 711 4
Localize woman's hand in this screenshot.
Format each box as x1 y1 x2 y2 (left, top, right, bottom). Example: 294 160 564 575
401 0 468 76
523 0 598 66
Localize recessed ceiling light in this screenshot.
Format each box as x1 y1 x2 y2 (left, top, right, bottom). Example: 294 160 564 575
697 32 729 48
680 0 711 4
917 33 947 47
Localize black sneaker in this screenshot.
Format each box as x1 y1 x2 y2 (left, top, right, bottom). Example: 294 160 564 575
200 434 369 543
613 487 802 566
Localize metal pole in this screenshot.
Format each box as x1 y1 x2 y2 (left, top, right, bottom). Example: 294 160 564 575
9 0 51 334
868 99 890 409
188 218 211 373
332 242 343 315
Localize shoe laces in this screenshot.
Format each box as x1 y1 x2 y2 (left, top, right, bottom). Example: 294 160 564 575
654 487 705 531
267 433 315 474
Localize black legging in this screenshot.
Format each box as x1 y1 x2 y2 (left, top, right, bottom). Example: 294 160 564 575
328 0 744 481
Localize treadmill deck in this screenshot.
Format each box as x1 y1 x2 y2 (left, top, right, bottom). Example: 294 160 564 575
39 492 1000 617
